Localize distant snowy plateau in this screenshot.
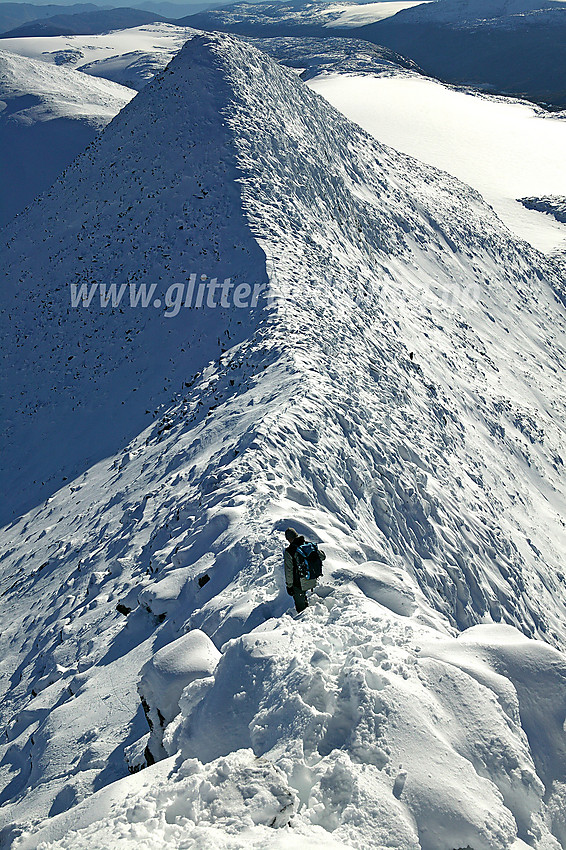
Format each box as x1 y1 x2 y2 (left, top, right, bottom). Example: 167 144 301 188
1 19 566 850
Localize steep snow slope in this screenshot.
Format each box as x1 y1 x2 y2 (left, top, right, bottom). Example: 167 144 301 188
1 31 566 850
0 49 134 227
307 72 566 252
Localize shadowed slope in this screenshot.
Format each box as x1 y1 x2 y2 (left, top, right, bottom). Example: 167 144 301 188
1 34 269 523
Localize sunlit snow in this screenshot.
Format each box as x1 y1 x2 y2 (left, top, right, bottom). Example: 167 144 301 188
0 23 195 89
322 1 430 28
308 72 566 252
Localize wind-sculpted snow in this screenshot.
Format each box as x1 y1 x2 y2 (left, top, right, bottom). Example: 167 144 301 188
14 610 566 849
1 32 566 849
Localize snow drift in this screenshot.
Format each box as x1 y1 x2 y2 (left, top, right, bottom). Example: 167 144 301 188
1 31 565 850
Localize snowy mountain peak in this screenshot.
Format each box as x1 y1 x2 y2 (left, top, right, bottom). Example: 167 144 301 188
1 31 566 849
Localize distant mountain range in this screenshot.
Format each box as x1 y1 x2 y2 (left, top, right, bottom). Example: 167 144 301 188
0 2 99 35
177 0 566 107
0 6 170 37
177 0 360 35
136 0 226 15
358 2 566 108
385 0 566 23
5 0 565 108
0 0 216 33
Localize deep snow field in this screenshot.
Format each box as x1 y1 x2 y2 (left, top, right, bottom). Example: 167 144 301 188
307 72 566 254
1 23 566 850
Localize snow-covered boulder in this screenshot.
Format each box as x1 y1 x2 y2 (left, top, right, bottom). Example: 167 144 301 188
138 629 220 762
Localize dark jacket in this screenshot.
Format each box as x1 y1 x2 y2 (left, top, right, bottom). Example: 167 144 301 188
284 535 318 592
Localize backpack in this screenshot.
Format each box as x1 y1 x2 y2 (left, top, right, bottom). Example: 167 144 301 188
294 542 324 581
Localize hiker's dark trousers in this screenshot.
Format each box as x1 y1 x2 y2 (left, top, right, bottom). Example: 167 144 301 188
292 588 308 613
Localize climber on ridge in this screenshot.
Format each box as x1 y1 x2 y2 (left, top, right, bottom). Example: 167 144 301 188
284 527 325 613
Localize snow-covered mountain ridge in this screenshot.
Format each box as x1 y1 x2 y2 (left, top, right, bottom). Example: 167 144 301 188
1 32 565 849
0 49 134 226
0 48 133 125
0 24 422 90
179 0 428 32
